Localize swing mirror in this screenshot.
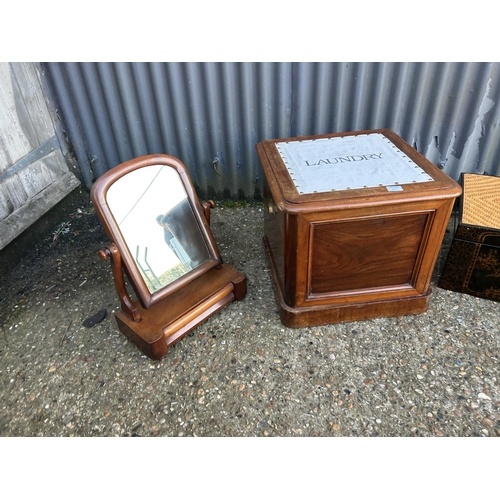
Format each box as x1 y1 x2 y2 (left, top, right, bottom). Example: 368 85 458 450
91 155 221 309
108 165 212 293
90 154 246 360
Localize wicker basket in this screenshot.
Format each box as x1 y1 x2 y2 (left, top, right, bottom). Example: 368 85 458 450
461 173 500 230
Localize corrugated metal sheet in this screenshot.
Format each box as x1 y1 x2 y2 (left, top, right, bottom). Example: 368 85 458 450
43 62 500 199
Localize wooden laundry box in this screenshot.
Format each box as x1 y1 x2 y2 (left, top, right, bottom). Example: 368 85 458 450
439 173 500 301
256 129 462 327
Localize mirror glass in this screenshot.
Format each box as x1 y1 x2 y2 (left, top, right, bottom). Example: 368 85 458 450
106 164 211 292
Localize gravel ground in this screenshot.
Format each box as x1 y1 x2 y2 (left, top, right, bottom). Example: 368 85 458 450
1 191 500 439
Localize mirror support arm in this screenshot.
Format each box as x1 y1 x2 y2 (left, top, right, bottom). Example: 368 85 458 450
201 200 215 225
91 155 247 359
99 244 141 322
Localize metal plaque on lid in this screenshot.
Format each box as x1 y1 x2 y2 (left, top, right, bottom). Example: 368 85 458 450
275 133 434 194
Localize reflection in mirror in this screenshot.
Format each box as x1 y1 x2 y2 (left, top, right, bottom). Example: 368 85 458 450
92 153 247 359
107 165 211 292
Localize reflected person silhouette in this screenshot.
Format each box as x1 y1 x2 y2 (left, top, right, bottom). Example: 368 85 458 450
156 197 210 273
91 153 246 359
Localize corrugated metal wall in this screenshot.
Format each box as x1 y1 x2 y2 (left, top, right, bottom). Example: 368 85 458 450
43 62 500 199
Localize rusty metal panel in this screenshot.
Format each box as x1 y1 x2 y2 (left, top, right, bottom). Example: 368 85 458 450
44 62 500 198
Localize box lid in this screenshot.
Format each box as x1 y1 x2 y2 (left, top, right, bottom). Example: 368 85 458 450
257 129 462 213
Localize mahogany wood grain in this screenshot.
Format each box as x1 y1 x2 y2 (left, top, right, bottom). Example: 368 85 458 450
258 129 462 327
91 154 247 359
99 244 141 322
91 154 222 309
309 213 428 294
115 263 246 360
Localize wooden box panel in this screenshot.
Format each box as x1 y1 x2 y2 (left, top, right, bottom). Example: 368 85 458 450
309 213 429 294
258 129 462 327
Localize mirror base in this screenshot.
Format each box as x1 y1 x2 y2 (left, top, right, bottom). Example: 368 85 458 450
113 263 246 360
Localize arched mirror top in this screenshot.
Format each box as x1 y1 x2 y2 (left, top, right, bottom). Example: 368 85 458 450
91 154 221 308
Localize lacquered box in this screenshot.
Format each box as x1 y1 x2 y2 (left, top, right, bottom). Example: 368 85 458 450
439 173 500 301
256 129 462 327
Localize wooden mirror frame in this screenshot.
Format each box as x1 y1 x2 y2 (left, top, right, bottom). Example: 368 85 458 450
90 154 247 359
91 154 222 309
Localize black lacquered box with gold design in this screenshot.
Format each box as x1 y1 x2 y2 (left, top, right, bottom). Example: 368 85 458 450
439 173 500 301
